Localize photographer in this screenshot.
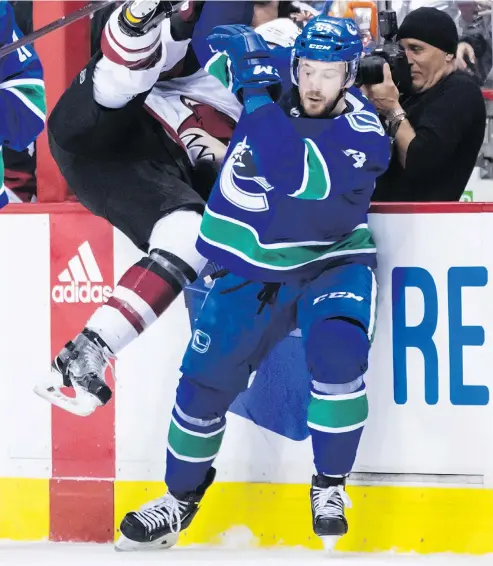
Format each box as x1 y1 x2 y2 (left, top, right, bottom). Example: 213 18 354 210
364 7 486 201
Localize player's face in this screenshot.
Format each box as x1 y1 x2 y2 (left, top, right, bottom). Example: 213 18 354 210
298 59 346 117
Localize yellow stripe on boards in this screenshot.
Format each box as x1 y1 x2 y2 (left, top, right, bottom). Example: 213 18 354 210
0 478 49 540
1 477 491 552
339 485 493 554
114 481 493 554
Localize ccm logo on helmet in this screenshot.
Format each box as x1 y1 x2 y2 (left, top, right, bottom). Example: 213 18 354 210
308 43 332 50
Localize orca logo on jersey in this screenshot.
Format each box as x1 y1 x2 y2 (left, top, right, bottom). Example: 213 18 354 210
220 136 274 212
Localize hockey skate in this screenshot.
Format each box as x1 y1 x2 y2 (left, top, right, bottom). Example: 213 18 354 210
119 0 174 36
33 329 114 417
115 467 216 551
310 474 352 552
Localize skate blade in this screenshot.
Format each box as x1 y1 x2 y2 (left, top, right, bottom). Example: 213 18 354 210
115 532 179 551
33 377 101 417
321 535 340 553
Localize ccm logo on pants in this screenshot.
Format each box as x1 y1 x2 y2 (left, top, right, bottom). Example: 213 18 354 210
313 292 364 306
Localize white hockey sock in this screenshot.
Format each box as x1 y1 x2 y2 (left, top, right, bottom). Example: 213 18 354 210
94 6 165 109
87 211 205 355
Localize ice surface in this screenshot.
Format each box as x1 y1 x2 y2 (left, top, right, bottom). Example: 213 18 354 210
1 543 492 566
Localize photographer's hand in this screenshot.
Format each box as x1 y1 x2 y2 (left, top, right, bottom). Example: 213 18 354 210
456 42 476 73
362 64 416 168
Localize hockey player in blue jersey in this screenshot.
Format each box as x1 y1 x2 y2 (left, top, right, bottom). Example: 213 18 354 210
0 1 46 208
116 15 390 552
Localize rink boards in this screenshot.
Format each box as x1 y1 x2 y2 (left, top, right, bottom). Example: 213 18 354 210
1 203 493 553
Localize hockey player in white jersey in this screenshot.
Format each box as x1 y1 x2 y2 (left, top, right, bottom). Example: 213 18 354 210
34 0 300 416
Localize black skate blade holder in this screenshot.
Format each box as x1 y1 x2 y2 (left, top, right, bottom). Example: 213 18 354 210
125 1 179 36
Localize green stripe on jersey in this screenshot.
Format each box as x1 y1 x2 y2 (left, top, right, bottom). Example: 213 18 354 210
200 209 375 271
289 139 331 200
13 83 46 116
307 389 369 433
168 419 225 461
205 53 232 90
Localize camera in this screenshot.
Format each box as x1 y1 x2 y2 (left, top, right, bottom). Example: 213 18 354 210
354 9 412 93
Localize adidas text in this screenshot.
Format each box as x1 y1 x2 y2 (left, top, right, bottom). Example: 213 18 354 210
52 282 113 304
53 241 111 304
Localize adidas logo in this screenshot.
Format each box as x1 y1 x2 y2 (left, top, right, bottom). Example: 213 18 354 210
52 241 113 304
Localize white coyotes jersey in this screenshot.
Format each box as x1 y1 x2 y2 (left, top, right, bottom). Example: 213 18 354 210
143 17 300 166
97 8 299 167
145 70 242 166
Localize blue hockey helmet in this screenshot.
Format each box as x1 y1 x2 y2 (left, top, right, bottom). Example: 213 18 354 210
292 15 363 88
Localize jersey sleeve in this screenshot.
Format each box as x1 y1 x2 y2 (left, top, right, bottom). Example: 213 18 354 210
191 1 254 68
242 102 390 200
0 1 46 151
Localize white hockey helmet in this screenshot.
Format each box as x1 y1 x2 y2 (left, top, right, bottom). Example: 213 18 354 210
255 17 301 48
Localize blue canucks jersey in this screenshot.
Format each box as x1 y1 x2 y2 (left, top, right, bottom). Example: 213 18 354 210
0 1 46 208
191 1 390 282
196 89 390 282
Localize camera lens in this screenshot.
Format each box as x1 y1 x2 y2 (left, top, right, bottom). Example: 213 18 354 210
354 56 385 88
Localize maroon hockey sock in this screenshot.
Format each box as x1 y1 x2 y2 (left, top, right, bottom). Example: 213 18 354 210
86 250 197 354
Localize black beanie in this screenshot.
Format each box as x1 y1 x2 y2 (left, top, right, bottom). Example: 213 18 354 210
396 7 459 55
